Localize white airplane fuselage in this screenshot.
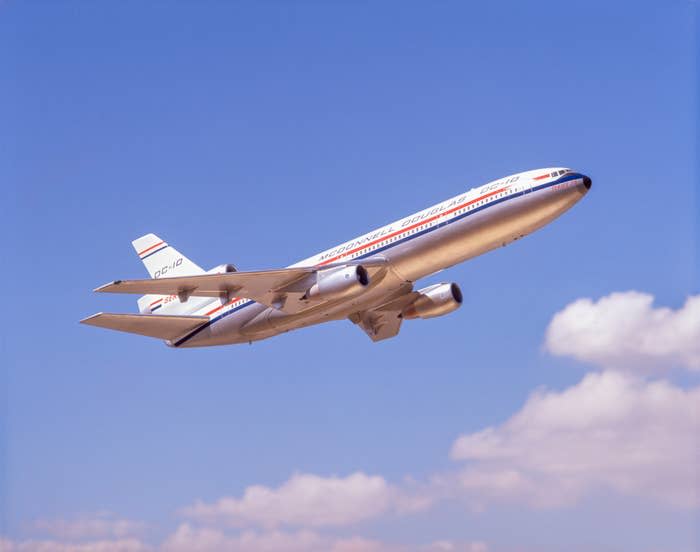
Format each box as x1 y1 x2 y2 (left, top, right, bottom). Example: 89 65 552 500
162 167 591 347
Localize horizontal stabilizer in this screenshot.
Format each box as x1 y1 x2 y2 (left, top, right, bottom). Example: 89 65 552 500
80 312 209 340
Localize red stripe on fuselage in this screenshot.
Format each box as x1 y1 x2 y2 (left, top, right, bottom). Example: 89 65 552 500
533 173 550 181
150 296 238 317
205 298 240 317
316 186 508 266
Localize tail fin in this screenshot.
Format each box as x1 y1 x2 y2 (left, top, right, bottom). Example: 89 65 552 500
132 233 204 279
132 233 206 315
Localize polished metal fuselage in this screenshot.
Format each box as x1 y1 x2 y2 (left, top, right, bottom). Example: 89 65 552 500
175 169 590 347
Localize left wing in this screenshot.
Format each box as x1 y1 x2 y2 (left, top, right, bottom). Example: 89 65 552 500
95 260 389 314
96 267 314 305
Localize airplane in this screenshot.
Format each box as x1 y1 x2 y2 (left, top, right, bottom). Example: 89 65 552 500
81 168 592 347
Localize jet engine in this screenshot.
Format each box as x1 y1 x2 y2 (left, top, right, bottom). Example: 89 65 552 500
402 282 463 319
303 265 370 301
207 263 237 274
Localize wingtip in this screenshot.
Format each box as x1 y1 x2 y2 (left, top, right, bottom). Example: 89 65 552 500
80 312 104 325
94 280 122 293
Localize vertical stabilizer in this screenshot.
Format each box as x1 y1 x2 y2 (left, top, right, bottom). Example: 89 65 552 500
132 233 207 315
131 233 204 279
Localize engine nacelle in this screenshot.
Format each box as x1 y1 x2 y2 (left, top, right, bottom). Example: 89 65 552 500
304 265 370 301
402 282 463 320
207 263 237 274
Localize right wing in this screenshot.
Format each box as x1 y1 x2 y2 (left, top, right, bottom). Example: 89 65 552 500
80 312 209 341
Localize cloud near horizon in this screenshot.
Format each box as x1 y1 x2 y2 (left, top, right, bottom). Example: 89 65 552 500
31 513 147 541
182 472 431 529
162 524 488 552
0 528 488 552
0 537 151 552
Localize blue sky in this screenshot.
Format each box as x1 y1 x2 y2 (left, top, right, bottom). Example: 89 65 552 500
1 2 697 551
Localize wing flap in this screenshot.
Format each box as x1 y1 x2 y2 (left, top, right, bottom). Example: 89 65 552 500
81 312 209 340
351 309 404 342
349 282 415 342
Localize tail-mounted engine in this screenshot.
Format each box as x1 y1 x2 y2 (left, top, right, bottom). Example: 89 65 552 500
402 282 463 319
207 263 237 274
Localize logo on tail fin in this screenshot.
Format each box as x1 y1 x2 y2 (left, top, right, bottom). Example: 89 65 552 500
153 257 183 279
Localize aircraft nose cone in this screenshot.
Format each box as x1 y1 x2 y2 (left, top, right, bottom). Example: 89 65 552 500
583 175 592 190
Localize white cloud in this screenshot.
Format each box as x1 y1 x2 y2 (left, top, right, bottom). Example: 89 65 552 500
424 542 488 552
0 529 488 552
449 371 699 509
0 537 151 552
544 292 700 371
160 524 487 552
182 472 427 529
32 513 147 540
160 525 327 552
